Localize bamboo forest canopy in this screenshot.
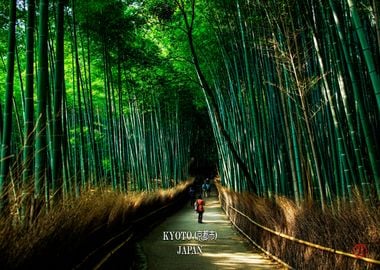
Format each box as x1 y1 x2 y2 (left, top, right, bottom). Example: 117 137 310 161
0 0 379 213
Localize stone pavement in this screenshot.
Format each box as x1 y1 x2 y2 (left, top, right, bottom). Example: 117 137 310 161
137 190 284 269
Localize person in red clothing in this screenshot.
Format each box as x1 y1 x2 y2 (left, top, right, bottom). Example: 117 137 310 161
194 195 205 223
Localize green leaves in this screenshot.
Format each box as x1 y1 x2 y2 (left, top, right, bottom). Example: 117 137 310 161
146 0 176 22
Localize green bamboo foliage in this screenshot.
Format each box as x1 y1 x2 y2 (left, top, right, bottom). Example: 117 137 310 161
123 95 190 191
0 0 193 220
0 0 17 213
176 0 256 193
346 0 380 112
0 103 2 142
309 0 369 201
185 0 380 206
328 0 380 200
1 0 377 221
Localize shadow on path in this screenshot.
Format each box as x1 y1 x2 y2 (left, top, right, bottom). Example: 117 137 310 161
136 190 284 269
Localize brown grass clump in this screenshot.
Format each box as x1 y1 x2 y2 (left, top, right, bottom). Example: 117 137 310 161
216 181 380 269
0 180 192 269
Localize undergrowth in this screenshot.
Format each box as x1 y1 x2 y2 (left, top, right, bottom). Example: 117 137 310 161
216 181 380 269
0 180 191 269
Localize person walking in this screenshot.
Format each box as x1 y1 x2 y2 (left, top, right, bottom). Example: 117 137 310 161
202 179 210 198
194 195 205 223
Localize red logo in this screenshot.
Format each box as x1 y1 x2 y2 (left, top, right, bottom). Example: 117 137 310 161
352 243 368 258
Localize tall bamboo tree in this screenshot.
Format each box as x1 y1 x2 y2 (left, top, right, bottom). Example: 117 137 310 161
329 0 380 200
35 0 50 205
51 0 65 200
22 0 36 213
346 0 380 113
0 0 17 214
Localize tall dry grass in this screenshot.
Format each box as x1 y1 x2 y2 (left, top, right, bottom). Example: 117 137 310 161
0 180 191 269
216 181 380 269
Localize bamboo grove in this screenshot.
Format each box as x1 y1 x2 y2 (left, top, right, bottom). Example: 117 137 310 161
0 0 194 217
177 0 379 208
0 0 379 219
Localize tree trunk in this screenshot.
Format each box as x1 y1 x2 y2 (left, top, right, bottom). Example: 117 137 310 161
52 0 65 202
35 0 50 207
0 0 17 214
21 0 36 219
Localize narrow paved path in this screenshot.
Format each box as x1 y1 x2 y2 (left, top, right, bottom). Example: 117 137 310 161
137 189 283 269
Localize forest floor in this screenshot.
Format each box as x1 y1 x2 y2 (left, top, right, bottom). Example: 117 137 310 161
136 188 284 269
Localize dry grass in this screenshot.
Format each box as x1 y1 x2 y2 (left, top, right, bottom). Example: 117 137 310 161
0 180 192 269
216 181 380 269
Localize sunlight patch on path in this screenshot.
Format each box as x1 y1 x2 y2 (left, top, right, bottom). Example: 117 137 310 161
202 252 280 269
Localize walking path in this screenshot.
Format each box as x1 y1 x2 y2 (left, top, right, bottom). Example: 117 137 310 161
137 190 283 269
